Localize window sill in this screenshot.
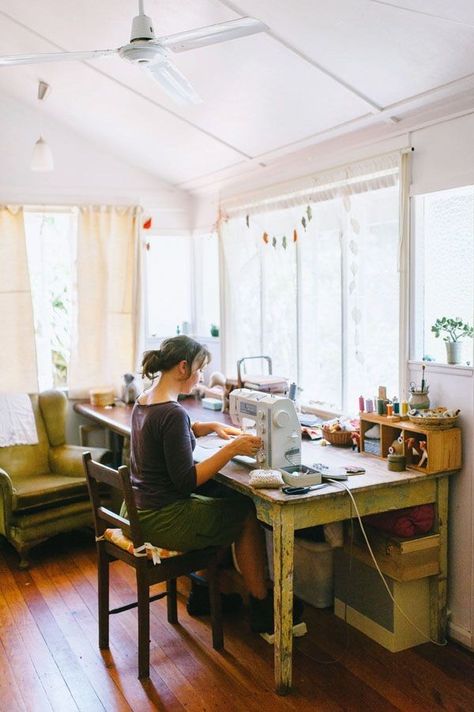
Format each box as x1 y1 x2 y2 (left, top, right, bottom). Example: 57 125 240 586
409 360 474 377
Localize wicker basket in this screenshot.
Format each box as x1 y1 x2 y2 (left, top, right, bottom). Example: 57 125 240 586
407 415 458 430
89 388 115 407
322 426 354 447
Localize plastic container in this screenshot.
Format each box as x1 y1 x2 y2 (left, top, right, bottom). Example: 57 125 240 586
265 530 334 608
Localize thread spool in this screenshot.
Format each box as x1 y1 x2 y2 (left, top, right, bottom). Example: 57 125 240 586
401 401 409 416
393 401 400 414
365 398 374 413
386 403 393 416
377 398 385 415
358 395 365 412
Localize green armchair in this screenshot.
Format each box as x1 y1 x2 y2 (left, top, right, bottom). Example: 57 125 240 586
0 390 112 567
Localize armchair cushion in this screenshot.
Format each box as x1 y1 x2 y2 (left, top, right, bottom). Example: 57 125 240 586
39 390 67 447
11 472 87 511
49 444 111 478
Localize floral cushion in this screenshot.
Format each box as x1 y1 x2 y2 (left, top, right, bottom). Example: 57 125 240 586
102 528 180 563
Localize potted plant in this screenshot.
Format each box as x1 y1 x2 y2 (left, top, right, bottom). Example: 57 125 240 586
431 317 474 364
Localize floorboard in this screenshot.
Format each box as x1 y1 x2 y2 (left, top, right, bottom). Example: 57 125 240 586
1 530 473 712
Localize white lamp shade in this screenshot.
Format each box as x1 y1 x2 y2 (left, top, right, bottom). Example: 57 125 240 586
31 136 54 172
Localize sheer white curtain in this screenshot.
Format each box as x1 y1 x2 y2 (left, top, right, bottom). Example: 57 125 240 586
68 205 141 398
220 152 405 412
0 206 38 392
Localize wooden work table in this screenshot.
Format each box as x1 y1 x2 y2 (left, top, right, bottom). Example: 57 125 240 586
74 398 455 694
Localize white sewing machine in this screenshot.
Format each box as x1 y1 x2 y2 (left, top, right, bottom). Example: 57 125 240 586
229 388 301 468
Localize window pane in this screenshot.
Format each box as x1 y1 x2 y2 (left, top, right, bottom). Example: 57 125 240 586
300 201 342 411
145 235 192 339
345 189 399 411
24 211 76 390
414 187 474 364
194 233 220 337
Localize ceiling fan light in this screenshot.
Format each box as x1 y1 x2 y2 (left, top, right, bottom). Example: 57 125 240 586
31 136 54 172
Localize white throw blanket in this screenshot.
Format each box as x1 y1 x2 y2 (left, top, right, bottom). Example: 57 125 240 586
0 393 39 447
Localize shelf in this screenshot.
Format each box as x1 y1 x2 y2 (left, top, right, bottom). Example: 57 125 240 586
359 413 462 475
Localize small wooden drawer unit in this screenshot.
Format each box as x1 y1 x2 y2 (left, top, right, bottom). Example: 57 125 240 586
359 413 461 475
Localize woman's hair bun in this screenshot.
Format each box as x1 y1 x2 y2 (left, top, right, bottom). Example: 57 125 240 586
141 349 163 380
140 336 211 382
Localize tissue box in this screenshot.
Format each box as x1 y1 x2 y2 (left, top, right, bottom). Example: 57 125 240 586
202 397 222 411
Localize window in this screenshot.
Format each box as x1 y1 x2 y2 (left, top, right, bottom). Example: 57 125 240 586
221 185 400 413
144 235 193 341
193 232 220 338
24 210 77 390
144 233 221 344
413 186 474 364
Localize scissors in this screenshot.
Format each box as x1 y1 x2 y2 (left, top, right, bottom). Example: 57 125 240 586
282 483 330 496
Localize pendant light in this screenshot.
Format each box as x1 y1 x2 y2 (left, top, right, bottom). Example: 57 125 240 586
31 80 54 172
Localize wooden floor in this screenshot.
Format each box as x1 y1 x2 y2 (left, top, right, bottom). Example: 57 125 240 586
1 531 473 712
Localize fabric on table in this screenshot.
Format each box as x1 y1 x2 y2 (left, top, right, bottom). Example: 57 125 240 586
363 504 435 538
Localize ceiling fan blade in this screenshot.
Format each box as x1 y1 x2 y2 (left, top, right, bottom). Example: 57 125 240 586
160 17 267 53
145 60 202 105
0 48 118 67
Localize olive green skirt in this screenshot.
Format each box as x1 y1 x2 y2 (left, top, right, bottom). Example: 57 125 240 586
120 492 251 552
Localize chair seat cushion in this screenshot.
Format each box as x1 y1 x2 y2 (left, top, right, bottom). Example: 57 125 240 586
103 528 180 563
12 472 88 511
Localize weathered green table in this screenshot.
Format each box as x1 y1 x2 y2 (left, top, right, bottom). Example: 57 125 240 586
203 441 453 695
74 401 454 695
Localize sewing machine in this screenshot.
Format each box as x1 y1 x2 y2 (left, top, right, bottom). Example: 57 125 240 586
229 388 301 468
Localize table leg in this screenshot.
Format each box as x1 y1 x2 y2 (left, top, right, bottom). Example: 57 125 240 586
430 476 449 642
109 431 124 468
272 506 295 695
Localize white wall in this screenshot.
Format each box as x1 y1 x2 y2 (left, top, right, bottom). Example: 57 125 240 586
0 92 192 230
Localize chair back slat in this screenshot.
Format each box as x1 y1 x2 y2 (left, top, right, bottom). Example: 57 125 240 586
97 506 131 537
82 452 145 547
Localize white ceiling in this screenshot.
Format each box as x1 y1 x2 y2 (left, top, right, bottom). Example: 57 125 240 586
1 0 474 192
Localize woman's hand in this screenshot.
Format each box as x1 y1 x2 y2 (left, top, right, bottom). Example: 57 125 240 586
229 434 263 458
214 423 242 440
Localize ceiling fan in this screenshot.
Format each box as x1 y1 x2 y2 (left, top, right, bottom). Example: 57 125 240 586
0 0 268 105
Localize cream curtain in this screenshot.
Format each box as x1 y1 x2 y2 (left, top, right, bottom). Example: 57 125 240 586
68 205 141 398
0 206 38 392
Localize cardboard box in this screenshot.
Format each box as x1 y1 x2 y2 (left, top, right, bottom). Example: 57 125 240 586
334 550 430 652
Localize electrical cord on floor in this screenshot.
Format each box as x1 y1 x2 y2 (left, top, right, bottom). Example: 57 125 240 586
325 478 447 647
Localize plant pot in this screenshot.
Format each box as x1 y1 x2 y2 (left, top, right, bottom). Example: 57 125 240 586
445 341 463 365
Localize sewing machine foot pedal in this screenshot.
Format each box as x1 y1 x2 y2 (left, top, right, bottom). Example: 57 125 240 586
260 621 307 644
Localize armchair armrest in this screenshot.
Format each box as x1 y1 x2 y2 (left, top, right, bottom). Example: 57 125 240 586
49 445 112 477
0 467 14 535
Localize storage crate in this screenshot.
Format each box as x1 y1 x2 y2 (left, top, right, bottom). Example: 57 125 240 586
348 525 440 582
265 530 334 608
334 550 430 652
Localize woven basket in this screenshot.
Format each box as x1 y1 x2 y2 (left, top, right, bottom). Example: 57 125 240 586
407 415 458 430
89 388 115 407
322 426 354 447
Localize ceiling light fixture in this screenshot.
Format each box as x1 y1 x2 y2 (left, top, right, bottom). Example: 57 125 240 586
30 80 54 172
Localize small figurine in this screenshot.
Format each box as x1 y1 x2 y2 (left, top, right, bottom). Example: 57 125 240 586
121 373 139 404
389 434 404 456
351 431 360 452
418 440 428 468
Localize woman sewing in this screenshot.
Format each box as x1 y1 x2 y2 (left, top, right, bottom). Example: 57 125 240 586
124 335 280 632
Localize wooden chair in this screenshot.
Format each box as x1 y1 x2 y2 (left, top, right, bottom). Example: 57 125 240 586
82 452 224 679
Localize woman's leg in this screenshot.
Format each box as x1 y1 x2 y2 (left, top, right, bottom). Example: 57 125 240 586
234 510 268 600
